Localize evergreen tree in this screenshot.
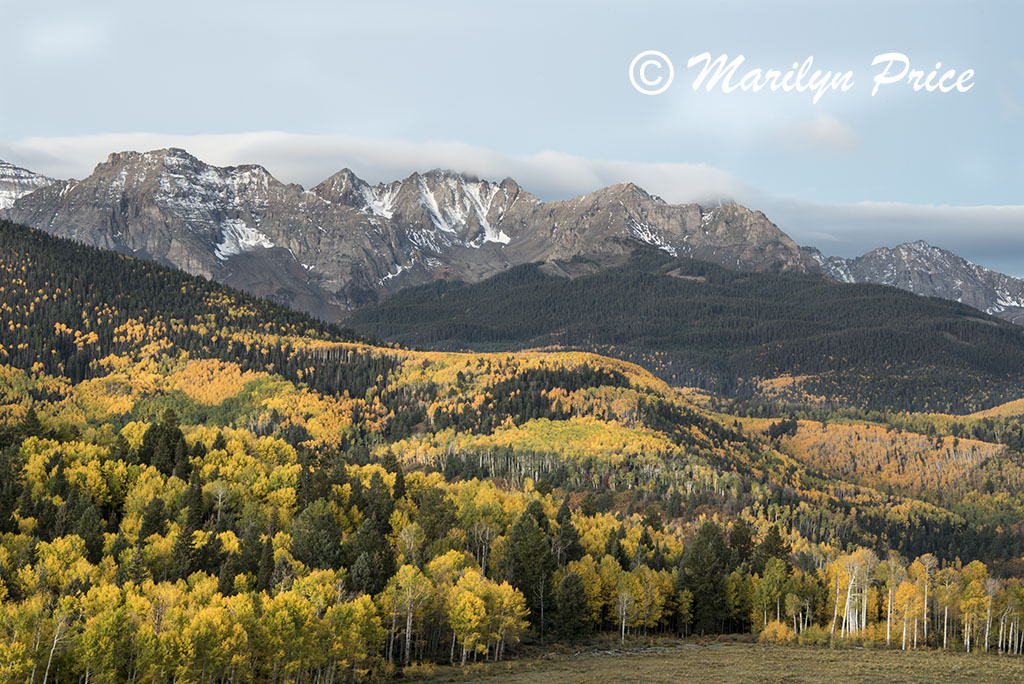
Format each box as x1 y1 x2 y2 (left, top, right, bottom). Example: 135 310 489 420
361 471 394 535
183 470 205 532
555 571 591 640
0 447 20 534
138 498 166 540
75 505 105 564
525 499 551 533
728 519 755 571
554 500 584 567
292 498 344 570
753 524 792 575
382 451 406 501
256 537 275 592
682 521 728 634
508 511 555 639
349 551 377 595
170 526 195 581
218 555 239 596
417 487 456 548
116 546 151 586
642 505 664 532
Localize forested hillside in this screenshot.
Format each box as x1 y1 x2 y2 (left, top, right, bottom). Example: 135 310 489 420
346 248 1024 413
3 220 1024 682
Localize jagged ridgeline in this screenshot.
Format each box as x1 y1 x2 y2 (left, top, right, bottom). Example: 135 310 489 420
0 219 393 398
348 247 1024 413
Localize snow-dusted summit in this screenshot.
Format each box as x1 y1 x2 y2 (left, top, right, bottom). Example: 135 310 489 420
5 147 1020 325
2 148 813 319
0 160 55 209
804 241 1024 325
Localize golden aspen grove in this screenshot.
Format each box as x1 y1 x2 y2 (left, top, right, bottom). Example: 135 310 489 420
3 218 1024 684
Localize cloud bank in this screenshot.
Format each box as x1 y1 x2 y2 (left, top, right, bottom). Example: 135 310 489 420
0 132 748 205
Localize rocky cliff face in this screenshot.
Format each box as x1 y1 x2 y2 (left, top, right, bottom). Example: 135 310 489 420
804 241 1024 325
3 148 816 319
0 161 54 209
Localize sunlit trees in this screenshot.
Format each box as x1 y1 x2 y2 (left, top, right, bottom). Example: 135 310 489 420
382 565 433 667
960 562 990 654
616 573 642 644
447 583 486 665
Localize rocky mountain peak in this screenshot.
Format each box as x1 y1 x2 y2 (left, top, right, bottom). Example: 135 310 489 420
1 148 826 320
0 159 56 209
808 241 1024 325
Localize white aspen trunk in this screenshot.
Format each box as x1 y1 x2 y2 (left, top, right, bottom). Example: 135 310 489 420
902 616 907 651
404 605 414 667
986 600 992 653
42 617 67 684
923 581 928 645
841 571 855 637
943 606 948 650
831 576 841 634
387 608 398 663
887 587 892 647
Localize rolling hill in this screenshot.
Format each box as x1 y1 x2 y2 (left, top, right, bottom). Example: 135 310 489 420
346 247 1024 413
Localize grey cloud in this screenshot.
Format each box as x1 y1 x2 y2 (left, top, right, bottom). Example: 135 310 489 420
0 132 749 205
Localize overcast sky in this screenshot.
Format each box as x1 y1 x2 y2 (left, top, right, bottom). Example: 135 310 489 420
2 1 1022 274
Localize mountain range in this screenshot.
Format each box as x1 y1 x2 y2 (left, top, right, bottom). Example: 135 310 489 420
2 147 1022 326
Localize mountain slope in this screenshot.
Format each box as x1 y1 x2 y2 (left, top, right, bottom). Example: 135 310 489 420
0 218 398 402
2 149 816 319
2 216 1022 571
0 159 54 209
805 241 1024 325
346 247 1024 413
3 221 1024 679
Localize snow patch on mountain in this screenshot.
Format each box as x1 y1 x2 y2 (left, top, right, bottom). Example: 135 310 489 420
0 160 55 209
359 183 398 219
626 214 678 257
215 219 275 259
379 263 407 285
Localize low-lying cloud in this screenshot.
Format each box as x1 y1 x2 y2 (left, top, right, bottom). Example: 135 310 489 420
0 132 748 205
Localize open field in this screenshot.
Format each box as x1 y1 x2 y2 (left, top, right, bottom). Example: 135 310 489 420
415 642 1024 683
